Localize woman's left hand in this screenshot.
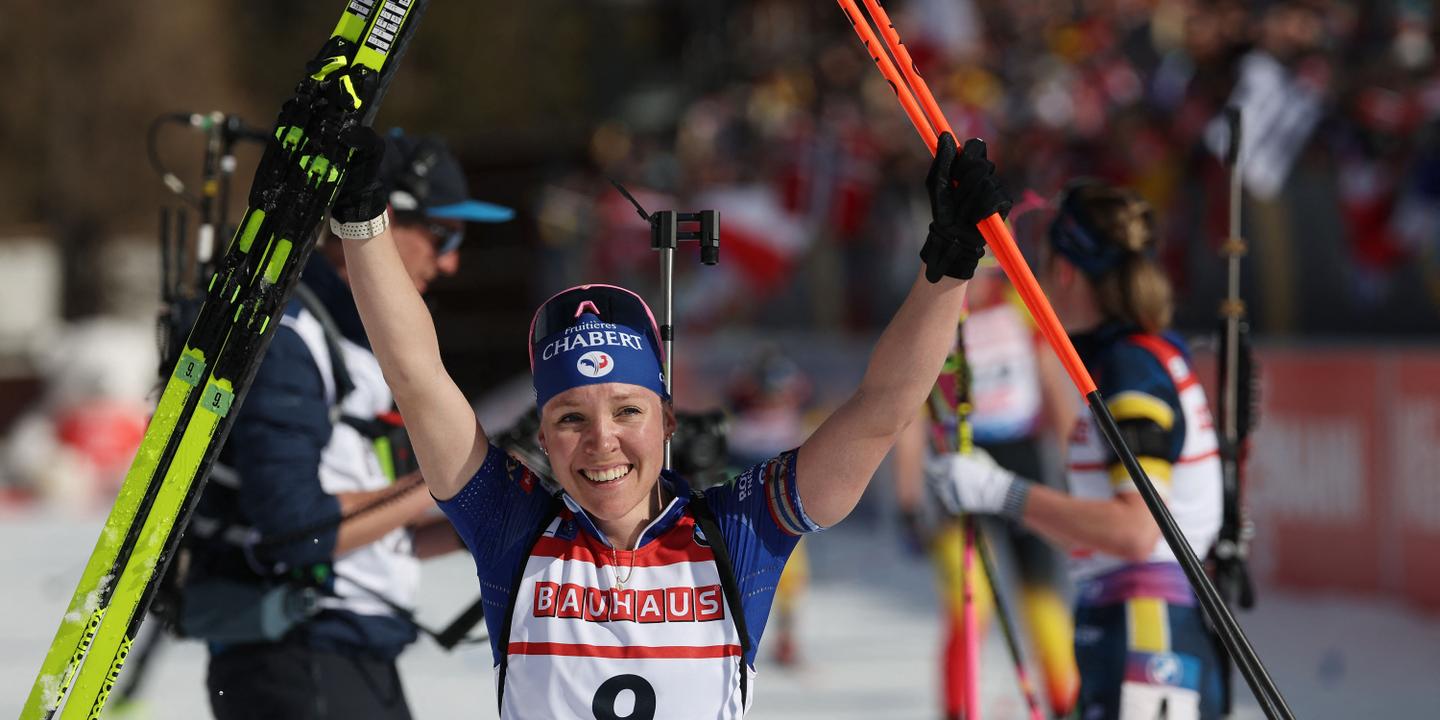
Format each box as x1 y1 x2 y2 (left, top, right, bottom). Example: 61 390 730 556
919 133 1012 283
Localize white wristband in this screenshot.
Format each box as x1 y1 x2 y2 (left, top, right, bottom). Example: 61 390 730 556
329 211 389 240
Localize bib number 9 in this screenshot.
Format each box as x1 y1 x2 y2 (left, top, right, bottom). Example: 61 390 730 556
591 674 656 720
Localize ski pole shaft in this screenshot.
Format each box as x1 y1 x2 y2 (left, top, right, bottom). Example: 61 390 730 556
857 0 952 139
1222 106 1244 451
952 307 979 720
1091 399 1288 720
973 526 1047 720
978 215 1095 396
834 0 938 151
978 109 1293 720
961 514 979 720
838 0 1094 394
837 5 1293 718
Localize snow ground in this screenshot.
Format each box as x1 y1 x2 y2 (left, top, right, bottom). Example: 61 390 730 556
5 511 1439 719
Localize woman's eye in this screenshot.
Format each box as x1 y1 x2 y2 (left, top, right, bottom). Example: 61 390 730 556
618 406 642 417
558 413 583 424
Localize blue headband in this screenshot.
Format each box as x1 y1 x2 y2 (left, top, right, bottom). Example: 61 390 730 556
532 313 668 411
1048 207 1129 278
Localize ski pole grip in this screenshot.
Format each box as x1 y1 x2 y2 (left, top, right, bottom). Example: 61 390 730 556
977 213 1098 397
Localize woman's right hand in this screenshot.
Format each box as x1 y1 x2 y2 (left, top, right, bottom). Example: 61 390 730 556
332 125 389 225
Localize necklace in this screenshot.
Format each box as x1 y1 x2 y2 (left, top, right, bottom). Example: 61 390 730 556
607 483 667 589
610 547 635 589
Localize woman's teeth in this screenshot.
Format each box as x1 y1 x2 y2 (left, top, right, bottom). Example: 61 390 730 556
581 465 632 484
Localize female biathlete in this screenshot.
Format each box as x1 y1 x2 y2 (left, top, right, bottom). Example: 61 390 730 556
928 181 1224 720
893 263 1080 719
328 129 1009 719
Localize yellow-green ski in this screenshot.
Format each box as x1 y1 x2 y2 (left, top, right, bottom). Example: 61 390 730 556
21 0 431 715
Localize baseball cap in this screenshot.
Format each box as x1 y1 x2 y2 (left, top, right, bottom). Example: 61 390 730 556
381 129 515 251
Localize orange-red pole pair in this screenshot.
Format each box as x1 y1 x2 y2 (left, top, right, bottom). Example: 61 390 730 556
835 0 1096 400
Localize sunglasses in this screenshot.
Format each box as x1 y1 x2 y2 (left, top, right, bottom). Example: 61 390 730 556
527 284 663 371
394 213 464 255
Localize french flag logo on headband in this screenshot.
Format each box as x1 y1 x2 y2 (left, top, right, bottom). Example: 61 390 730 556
577 351 614 378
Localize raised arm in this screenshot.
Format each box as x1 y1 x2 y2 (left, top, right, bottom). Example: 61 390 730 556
797 272 966 525
797 134 1010 526
333 129 487 500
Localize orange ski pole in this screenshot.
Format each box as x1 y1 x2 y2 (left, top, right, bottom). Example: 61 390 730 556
857 0 953 137
833 0 938 151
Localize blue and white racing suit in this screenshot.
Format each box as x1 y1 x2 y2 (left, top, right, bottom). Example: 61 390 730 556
440 446 822 719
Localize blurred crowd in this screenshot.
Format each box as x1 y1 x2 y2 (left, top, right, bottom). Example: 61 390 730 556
535 0 1440 337
7 0 1440 503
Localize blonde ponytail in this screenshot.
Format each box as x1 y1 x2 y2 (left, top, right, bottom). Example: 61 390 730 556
1069 184 1174 332
1097 255 1173 333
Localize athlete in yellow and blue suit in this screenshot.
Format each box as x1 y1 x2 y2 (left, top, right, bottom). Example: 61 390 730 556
927 181 1223 720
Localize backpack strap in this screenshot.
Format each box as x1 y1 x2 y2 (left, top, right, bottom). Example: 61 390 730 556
688 487 751 709
295 284 416 479
293 283 356 408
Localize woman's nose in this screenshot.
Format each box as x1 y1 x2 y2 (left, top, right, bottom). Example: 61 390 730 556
582 415 619 453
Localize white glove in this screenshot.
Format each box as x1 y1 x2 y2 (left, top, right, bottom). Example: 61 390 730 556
925 447 1031 521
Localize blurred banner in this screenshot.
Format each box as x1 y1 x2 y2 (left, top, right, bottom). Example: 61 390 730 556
1196 347 1440 610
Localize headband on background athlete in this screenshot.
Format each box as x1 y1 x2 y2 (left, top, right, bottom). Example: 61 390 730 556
529 285 668 411
1047 180 1130 279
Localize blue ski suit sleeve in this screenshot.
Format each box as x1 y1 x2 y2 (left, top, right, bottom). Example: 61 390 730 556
226 322 342 567
703 449 823 666
437 444 560 661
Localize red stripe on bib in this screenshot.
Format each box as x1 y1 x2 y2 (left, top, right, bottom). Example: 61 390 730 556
508 642 742 659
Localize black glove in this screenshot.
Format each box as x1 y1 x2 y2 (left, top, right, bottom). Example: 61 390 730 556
330 124 388 224
919 133 1012 283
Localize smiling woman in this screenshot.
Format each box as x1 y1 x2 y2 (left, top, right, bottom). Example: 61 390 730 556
527 286 673 549
335 126 1010 719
